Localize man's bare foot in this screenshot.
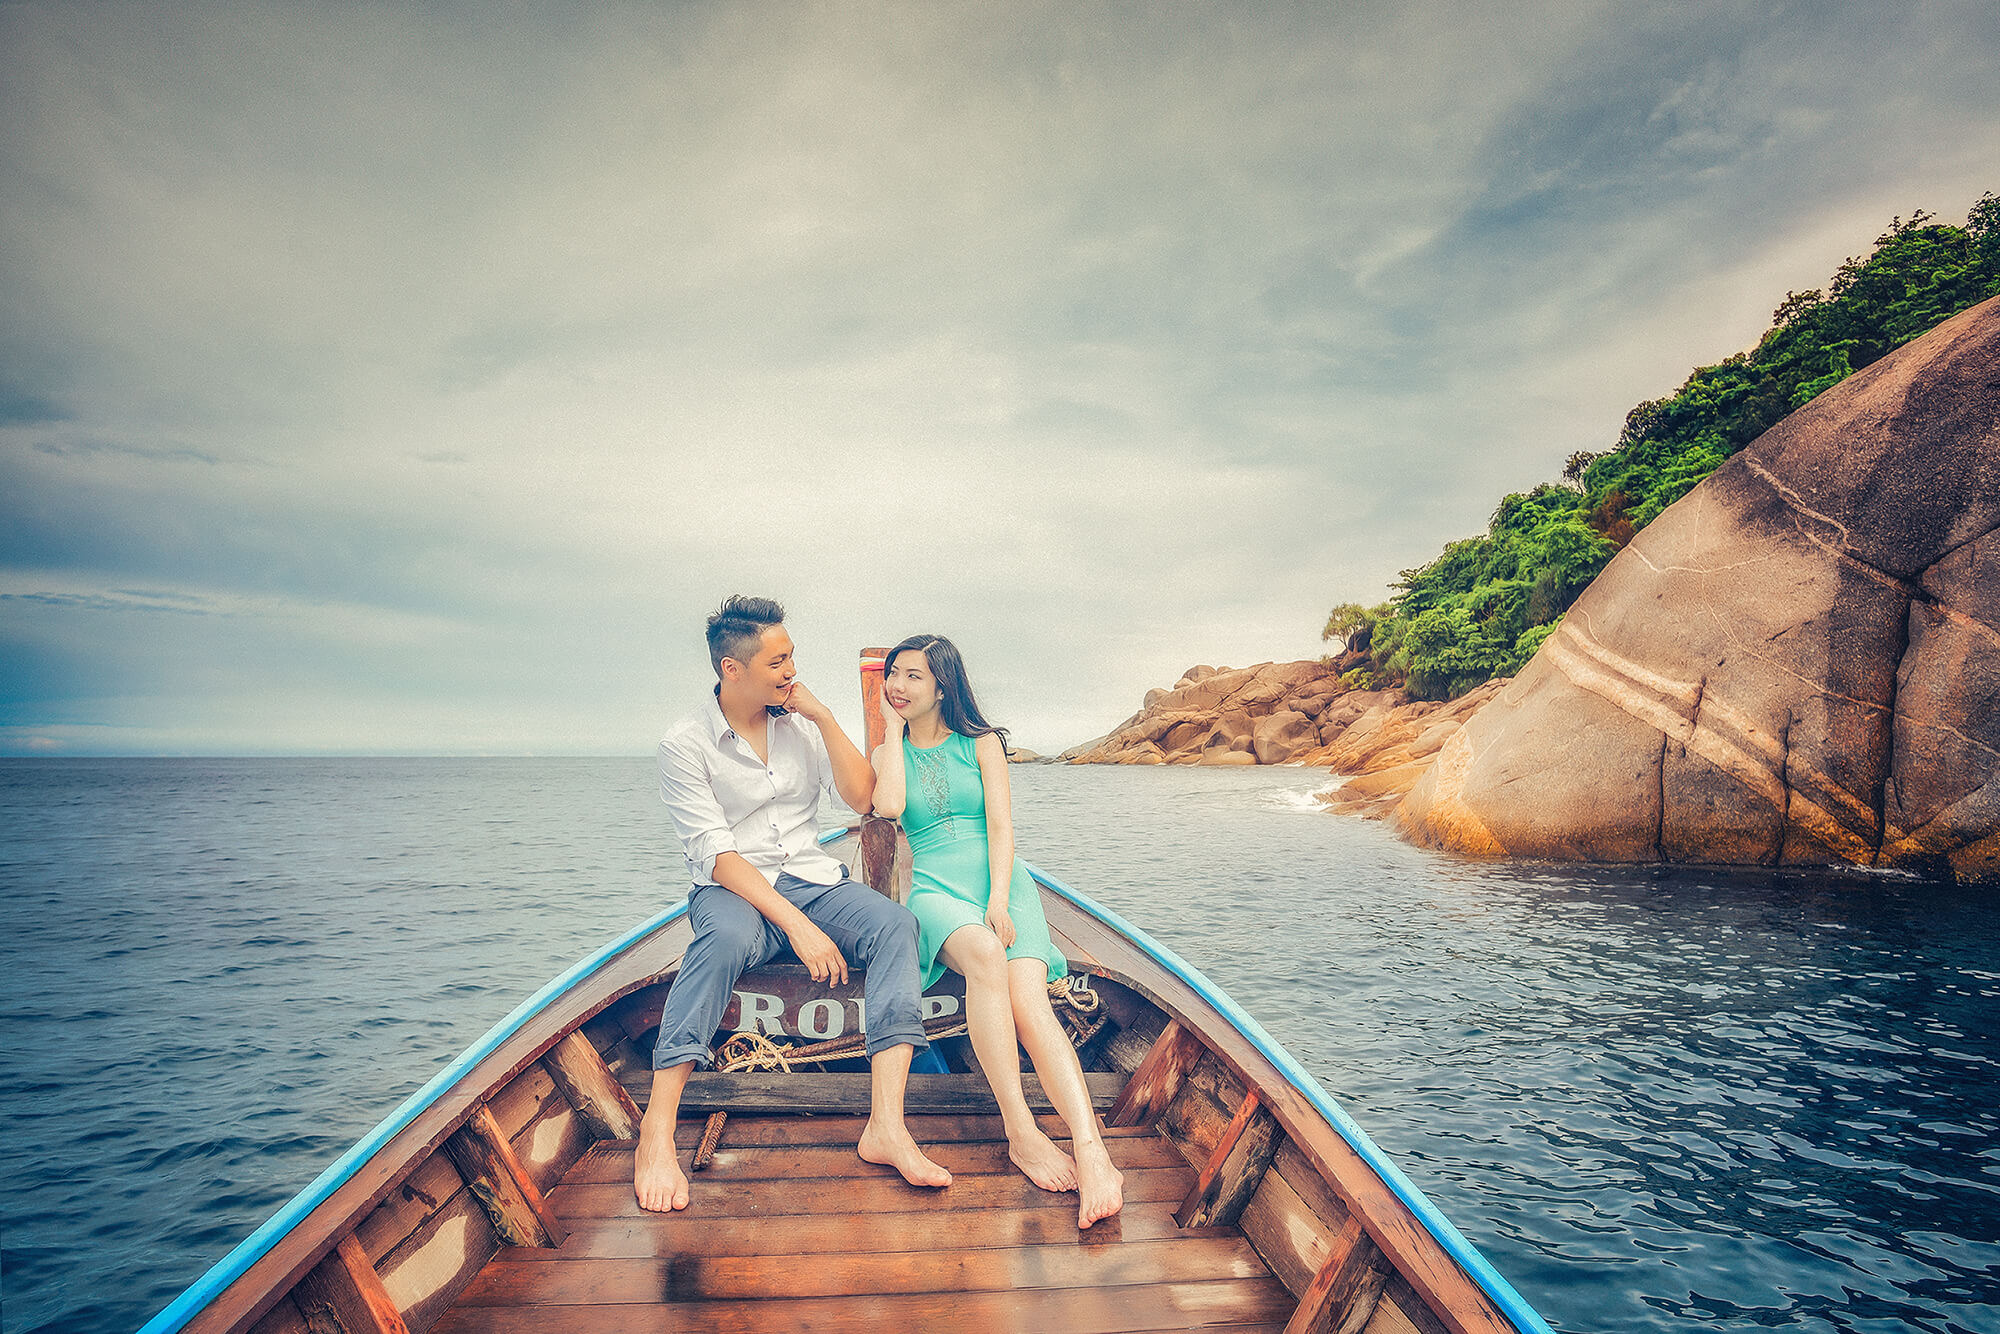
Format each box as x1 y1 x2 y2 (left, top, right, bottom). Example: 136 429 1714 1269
1075 1139 1124 1228
1008 1125 1079 1192
857 1120 953 1188
634 1115 690 1212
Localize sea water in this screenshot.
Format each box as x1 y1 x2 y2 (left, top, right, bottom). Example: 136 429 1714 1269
3 758 1997 1333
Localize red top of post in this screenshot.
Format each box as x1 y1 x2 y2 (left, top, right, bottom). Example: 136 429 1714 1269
859 647 889 756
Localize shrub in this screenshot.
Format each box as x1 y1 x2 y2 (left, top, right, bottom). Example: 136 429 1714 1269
1321 190 1999 702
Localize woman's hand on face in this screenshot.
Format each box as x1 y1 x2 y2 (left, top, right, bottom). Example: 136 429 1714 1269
877 685 906 734
984 902 1016 949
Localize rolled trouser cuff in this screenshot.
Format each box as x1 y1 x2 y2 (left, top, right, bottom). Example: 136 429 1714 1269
651 1041 717 1072
863 1026 930 1059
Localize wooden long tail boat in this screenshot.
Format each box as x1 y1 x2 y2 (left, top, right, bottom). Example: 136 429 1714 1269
140 653 1554 1334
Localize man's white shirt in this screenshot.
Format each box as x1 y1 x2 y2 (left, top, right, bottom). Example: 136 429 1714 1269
657 692 848 888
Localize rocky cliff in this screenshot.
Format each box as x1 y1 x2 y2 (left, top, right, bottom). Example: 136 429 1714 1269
1396 295 2000 880
1060 659 1507 775
1061 660 1347 765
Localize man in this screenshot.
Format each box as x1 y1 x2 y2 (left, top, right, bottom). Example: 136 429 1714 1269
634 595 952 1211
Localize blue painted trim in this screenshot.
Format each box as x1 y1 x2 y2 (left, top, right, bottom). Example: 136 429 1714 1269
138 896 697 1334
150 827 1533 1333
1026 860 1555 1334
144 827 868 1332
146 823 869 1331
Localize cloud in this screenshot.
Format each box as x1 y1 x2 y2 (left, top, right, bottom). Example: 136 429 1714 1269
0 588 218 614
2 0 1997 753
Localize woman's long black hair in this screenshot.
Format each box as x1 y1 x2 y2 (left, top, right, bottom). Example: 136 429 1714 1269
886 634 1011 756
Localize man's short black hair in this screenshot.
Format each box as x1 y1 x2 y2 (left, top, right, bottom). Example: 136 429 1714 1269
707 595 785 676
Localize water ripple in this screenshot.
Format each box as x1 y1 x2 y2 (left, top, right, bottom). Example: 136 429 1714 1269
3 757 1997 1334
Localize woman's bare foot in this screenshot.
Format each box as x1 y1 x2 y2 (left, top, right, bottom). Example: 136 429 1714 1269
1008 1125 1079 1192
633 1115 690 1212
857 1120 954 1188
1075 1138 1124 1228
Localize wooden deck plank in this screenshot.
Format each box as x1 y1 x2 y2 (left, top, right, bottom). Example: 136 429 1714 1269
1038 891 1521 1334
490 1200 1230 1262
196 873 1526 1334
622 1070 1127 1114
179 912 700 1334
454 1235 1268 1304
547 1165 1195 1220
561 1135 1184 1183
666 1112 1157 1148
429 1276 1297 1334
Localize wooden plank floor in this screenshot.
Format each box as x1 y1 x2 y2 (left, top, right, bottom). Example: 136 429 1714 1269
616 1068 1130 1115
431 1114 1296 1333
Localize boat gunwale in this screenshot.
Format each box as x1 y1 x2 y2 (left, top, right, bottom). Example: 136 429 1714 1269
143 824 1551 1334
146 822 880 1334
1025 859 1554 1334
140 901 703 1334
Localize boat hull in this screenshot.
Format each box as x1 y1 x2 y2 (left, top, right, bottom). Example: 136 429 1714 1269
146 832 1549 1334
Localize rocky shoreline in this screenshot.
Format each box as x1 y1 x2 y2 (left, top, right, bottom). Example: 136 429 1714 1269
1059 295 2000 883
1058 658 1508 814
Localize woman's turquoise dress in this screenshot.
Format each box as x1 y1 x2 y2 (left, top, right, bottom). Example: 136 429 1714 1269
900 730 1068 991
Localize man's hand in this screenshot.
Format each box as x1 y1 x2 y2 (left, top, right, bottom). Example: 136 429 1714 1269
787 918 849 986
784 681 834 725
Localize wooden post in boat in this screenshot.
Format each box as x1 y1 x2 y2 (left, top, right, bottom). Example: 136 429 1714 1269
1176 1088 1283 1228
1106 1018 1208 1127
542 1030 642 1140
1284 1215 1389 1334
292 1233 411 1334
858 647 912 901
441 1106 567 1248
861 646 891 755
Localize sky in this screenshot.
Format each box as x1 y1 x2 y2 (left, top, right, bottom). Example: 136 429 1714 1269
2 1 1997 756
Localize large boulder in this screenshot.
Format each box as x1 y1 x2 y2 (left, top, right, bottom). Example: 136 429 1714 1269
1171 665 1267 713
1064 659 1349 764
1396 295 2000 880
1253 710 1318 764
1197 707 1257 756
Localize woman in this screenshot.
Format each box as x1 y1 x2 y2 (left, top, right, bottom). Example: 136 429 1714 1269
869 634 1123 1228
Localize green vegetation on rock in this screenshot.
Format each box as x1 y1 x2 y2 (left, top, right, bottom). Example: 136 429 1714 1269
1326 191 2000 701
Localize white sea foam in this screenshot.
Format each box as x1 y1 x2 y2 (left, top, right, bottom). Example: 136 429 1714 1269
1262 784 1333 813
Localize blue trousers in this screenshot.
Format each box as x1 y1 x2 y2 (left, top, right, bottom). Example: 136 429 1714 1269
652 872 930 1069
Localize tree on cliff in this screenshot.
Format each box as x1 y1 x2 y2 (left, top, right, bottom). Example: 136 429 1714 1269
1329 189 2000 702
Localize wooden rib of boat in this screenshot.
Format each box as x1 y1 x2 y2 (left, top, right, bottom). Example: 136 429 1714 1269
141 653 1553 1334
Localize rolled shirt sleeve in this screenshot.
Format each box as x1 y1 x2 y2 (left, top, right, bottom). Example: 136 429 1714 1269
799 716 837 801
658 733 737 884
